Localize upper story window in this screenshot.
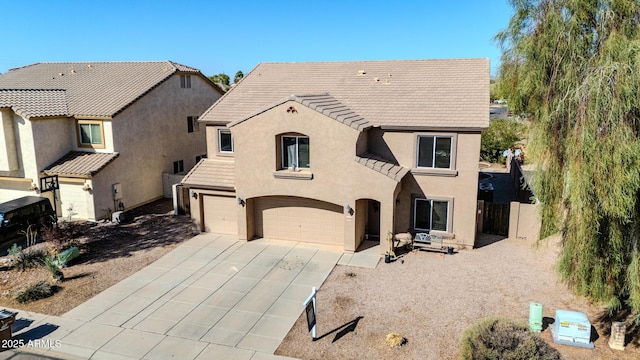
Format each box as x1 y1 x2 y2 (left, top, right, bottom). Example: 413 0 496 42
187 116 199 133
282 136 309 169
77 120 104 148
180 75 192 88
417 135 452 169
218 129 233 153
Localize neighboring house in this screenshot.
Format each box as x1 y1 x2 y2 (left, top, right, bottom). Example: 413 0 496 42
0 61 222 220
181 59 489 252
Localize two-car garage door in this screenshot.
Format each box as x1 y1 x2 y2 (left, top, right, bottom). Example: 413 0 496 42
200 195 344 245
254 197 344 246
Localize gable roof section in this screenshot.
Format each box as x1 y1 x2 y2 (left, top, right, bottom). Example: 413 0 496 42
0 61 209 118
43 151 119 178
0 89 68 118
228 93 374 131
201 59 490 130
181 158 235 190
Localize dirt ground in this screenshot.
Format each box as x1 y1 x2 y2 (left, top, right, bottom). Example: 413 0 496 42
276 234 640 360
0 199 195 315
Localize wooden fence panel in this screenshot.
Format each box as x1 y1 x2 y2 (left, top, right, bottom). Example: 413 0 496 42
482 202 510 236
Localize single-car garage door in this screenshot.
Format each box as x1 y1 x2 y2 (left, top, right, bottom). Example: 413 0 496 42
254 197 344 245
202 195 237 234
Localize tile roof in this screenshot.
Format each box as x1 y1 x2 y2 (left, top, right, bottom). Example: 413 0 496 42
43 151 119 177
0 89 68 118
355 152 409 182
181 158 235 190
202 59 490 130
0 61 205 118
229 94 373 131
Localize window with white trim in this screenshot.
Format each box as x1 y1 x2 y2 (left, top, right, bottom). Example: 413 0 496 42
417 135 452 169
282 136 309 169
414 198 449 232
218 129 233 153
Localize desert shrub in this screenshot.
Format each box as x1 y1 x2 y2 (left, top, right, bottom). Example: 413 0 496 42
9 245 46 271
14 280 54 303
385 332 407 348
481 119 527 163
44 255 64 283
41 222 85 254
460 317 562 360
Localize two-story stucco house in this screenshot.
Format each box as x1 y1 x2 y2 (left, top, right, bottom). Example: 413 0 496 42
181 59 489 252
0 61 222 220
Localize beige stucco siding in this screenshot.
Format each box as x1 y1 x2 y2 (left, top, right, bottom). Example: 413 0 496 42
2 112 36 180
31 118 74 175
232 102 398 204
95 73 219 219
392 132 481 247
231 102 400 250
205 125 235 160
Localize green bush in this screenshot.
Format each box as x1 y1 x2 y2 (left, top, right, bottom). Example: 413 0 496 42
14 281 55 303
460 317 562 360
481 119 527 163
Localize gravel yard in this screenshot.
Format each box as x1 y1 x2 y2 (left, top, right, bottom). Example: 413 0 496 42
277 234 640 359
0 199 195 315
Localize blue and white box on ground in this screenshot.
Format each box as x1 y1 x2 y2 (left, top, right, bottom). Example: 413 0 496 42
550 310 594 349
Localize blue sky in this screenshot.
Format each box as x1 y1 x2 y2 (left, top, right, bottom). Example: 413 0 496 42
0 1 513 77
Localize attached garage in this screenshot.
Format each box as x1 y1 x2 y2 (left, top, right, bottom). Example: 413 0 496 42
254 196 344 245
59 181 90 219
202 194 238 234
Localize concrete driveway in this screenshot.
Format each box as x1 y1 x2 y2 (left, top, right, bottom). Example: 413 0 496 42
2 233 379 359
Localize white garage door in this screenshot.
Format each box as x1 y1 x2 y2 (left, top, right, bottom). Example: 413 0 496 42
254 197 343 245
59 182 89 219
202 195 237 234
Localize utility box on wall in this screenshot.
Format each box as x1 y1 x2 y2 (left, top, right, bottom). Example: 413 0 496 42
112 182 124 211
112 183 122 201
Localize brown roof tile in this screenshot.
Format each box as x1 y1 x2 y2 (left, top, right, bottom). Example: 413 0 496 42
0 61 210 118
229 93 374 131
202 59 489 129
43 151 119 177
355 152 409 182
181 158 235 190
0 89 68 118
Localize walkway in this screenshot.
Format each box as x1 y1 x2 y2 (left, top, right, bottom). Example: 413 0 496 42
2 234 380 359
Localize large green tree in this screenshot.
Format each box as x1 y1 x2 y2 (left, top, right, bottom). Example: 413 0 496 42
209 73 230 86
497 0 640 317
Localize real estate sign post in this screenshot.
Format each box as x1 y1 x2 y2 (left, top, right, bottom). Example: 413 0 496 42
303 287 317 340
